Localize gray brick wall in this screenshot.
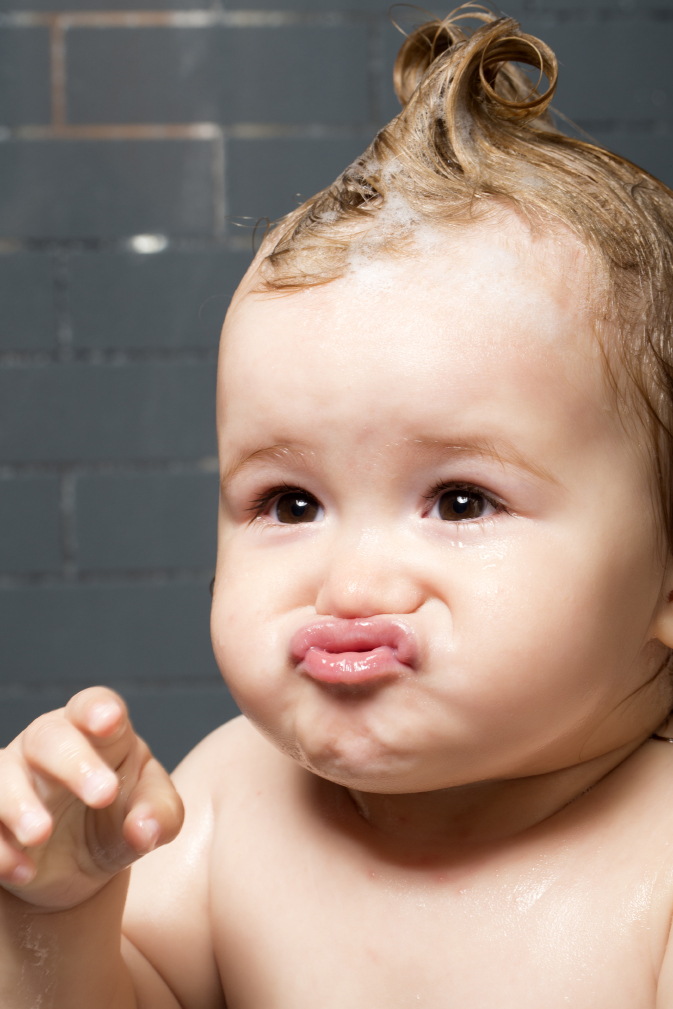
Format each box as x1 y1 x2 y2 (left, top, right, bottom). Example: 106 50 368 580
0 0 670 769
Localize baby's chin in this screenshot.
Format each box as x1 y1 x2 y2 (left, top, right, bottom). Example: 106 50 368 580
267 713 479 794
298 743 421 793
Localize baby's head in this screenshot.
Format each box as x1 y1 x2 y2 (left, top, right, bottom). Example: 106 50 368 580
211 10 673 793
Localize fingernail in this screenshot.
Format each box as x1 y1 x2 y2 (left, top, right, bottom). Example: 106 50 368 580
11 863 34 886
137 818 160 852
82 769 117 806
88 702 120 733
16 810 49 846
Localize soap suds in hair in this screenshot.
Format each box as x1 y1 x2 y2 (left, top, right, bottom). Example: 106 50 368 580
345 187 450 293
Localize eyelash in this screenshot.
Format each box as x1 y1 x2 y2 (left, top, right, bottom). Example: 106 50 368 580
423 480 506 516
247 483 306 519
247 481 506 521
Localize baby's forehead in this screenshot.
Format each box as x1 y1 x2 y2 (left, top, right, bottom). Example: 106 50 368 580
217 230 617 469
223 218 597 374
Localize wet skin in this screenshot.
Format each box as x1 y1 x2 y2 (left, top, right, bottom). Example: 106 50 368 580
127 217 673 1006
5 214 673 1007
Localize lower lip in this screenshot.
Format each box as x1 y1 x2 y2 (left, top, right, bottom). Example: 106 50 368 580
301 645 407 685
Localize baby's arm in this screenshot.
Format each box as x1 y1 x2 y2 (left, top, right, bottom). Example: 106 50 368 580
0 687 184 1008
122 727 232 1008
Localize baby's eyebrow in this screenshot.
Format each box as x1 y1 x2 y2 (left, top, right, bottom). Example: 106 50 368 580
221 443 313 487
408 437 560 485
221 437 558 487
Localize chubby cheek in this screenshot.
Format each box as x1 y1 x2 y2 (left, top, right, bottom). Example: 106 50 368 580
441 529 664 768
210 535 309 743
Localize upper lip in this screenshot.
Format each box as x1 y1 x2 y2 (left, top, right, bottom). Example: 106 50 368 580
289 617 419 669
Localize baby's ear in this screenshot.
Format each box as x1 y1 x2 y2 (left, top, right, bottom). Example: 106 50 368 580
652 561 673 648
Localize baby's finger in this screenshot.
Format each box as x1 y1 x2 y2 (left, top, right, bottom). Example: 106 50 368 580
21 713 119 809
0 749 52 847
65 686 127 741
0 821 37 888
123 757 184 854
64 688 145 779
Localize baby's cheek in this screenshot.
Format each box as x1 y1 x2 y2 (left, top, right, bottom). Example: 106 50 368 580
210 571 298 733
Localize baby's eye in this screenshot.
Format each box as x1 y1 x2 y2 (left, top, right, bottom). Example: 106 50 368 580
272 491 323 524
433 488 496 522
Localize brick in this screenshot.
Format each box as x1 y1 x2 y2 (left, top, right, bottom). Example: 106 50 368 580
0 476 61 572
0 362 217 463
523 17 673 124
0 29 50 126
227 136 370 227
0 252 56 350
70 249 251 349
0 581 219 682
67 26 370 126
0 140 216 239
0 684 240 771
380 21 404 126
76 472 219 571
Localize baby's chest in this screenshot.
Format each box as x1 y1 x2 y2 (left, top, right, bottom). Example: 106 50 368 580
211 845 663 1009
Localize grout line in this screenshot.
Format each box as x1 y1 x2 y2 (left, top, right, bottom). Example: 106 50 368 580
0 458 220 478
50 17 67 128
211 130 226 239
0 7 669 30
0 348 220 366
7 123 379 142
0 567 216 588
58 469 78 578
367 15 386 127
51 248 73 361
0 235 254 252
0 10 370 29
12 123 223 141
0 677 226 696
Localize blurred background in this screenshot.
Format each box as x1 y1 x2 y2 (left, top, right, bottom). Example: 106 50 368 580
0 0 671 770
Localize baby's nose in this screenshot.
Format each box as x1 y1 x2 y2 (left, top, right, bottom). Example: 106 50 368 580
314 526 425 619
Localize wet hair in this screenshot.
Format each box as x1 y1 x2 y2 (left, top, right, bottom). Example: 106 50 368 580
256 3 673 540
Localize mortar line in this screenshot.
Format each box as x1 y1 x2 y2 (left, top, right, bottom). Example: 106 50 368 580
211 131 226 239
58 469 78 579
0 567 216 588
51 247 73 361
0 677 227 696
367 14 386 127
50 17 67 128
0 459 220 478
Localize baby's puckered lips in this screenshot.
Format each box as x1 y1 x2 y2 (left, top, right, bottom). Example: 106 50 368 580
290 618 418 686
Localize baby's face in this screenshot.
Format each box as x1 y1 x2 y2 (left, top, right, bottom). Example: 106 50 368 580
212 219 673 793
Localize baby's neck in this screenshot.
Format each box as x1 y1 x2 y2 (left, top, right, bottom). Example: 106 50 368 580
347 737 648 851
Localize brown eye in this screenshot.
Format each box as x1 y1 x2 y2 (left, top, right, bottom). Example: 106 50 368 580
437 490 489 521
274 492 322 524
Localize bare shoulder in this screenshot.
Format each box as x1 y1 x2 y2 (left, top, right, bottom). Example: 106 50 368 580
173 714 279 790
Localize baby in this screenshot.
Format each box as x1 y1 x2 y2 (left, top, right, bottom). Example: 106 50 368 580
4 8 673 1008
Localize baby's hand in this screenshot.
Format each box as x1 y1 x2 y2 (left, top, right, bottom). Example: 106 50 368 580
0 686 183 911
